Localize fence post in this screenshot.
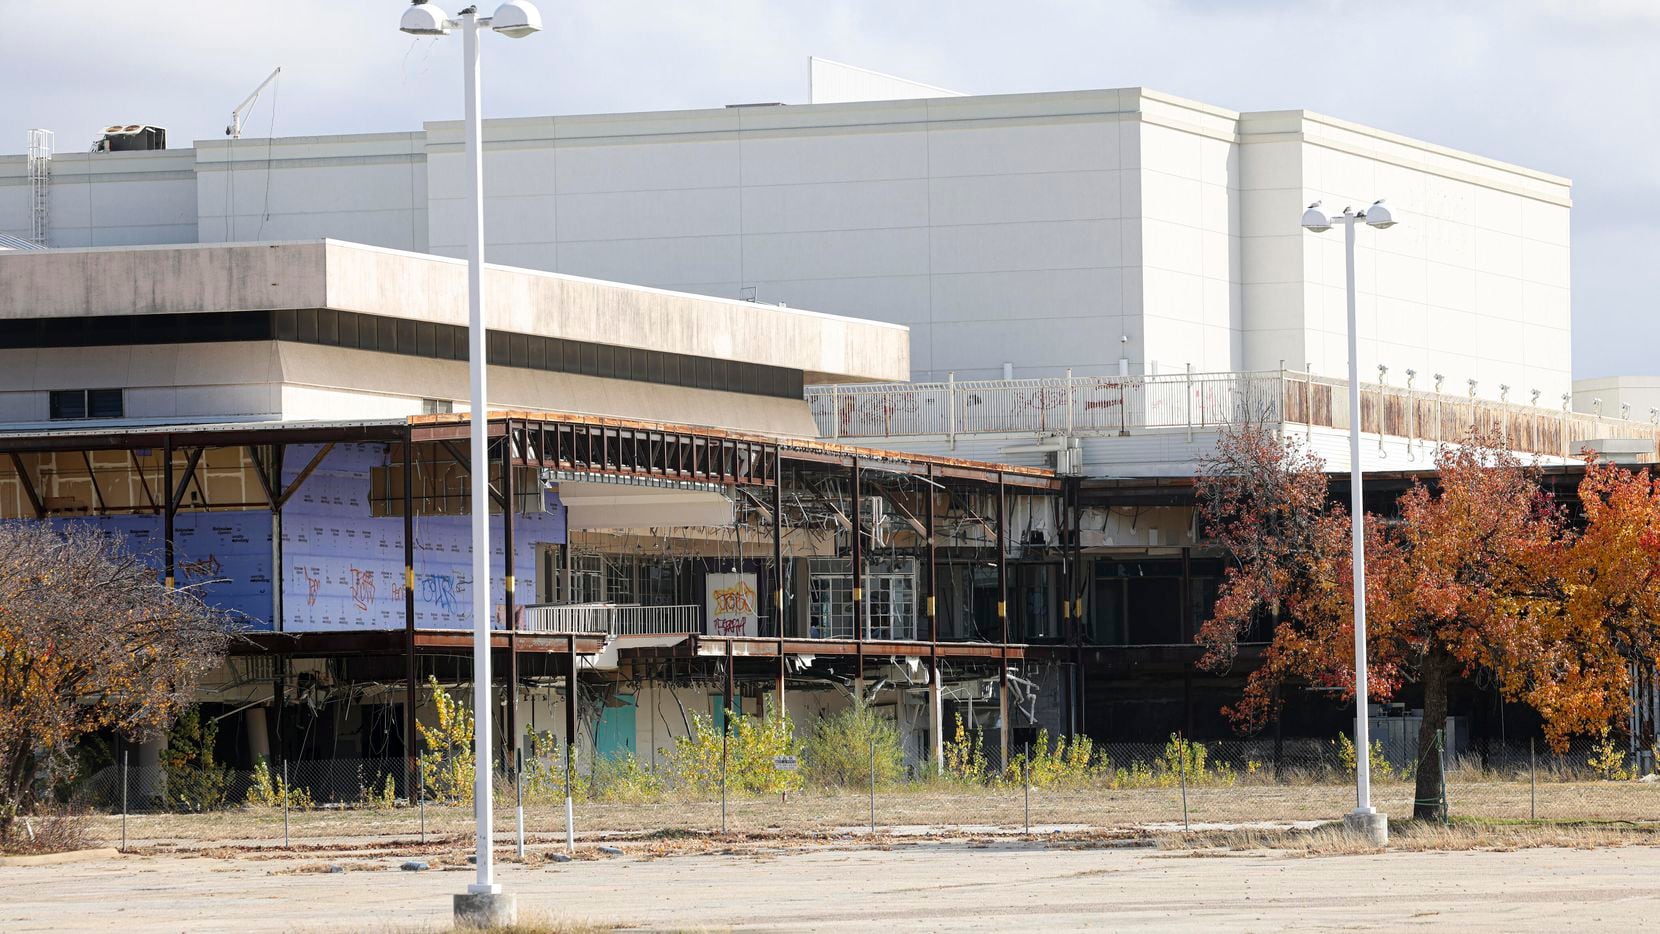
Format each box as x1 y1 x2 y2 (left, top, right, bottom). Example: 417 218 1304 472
869 733 877 836
1185 364 1194 443
1529 738 1537 821
947 373 957 451
515 747 525 860
121 747 128 853
420 783 426 845
830 384 840 440
282 759 290 849
1023 741 1031 836
564 742 575 855
1437 729 1448 824
1065 369 1075 439
1178 734 1190 832
721 727 730 835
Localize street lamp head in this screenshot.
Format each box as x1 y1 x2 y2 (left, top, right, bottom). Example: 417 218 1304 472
400 0 451 35
491 0 542 37
1301 201 1332 233
1364 199 1396 229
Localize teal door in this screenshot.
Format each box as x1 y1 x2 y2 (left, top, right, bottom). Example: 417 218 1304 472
711 694 743 734
595 694 637 760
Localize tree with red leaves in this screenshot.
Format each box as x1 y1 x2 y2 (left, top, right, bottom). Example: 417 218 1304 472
1198 426 1605 820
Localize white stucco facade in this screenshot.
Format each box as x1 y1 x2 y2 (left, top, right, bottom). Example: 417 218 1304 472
0 87 1572 402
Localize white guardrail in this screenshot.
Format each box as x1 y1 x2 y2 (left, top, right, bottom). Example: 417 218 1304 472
520 603 701 636
806 370 1660 461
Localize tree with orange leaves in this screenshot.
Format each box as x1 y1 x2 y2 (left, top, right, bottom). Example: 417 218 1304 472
1550 460 1660 751
1198 427 1609 820
0 522 233 842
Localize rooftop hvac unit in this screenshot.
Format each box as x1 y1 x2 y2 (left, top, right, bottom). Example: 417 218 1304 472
93 124 167 152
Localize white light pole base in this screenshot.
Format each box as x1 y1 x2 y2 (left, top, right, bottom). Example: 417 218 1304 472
1343 809 1388 847
455 891 516 928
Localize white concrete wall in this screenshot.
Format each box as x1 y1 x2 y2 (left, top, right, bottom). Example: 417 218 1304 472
0 341 821 436
0 148 197 247
1136 94 1243 376
1574 375 1660 420
1240 110 1573 404
195 133 427 251
0 87 1574 401
420 93 1146 382
807 58 964 105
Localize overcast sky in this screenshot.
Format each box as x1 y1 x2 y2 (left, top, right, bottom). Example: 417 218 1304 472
3 0 1655 379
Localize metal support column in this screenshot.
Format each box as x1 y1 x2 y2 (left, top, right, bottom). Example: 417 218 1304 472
163 438 176 589
850 457 864 641
996 473 1010 768
850 457 865 699
773 469 787 716
925 464 943 772
502 424 519 768
1070 480 1087 736
403 433 419 800
565 635 579 770
723 639 736 721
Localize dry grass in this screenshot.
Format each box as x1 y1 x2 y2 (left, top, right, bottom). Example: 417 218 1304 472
93 776 1660 863
1160 819 1660 856
0 808 97 856
124 780 1654 836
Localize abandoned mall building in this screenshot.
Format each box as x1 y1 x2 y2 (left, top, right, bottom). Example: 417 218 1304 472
6 74 1660 777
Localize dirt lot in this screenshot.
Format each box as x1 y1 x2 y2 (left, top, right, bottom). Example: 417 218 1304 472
5 834 1660 932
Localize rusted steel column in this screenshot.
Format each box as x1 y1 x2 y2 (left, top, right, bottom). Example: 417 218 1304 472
997 474 1010 768
403 432 418 799
502 424 519 768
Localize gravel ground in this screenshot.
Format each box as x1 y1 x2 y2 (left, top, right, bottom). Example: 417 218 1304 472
4 838 1660 932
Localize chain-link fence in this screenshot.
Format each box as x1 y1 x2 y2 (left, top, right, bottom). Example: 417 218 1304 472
59 732 1660 850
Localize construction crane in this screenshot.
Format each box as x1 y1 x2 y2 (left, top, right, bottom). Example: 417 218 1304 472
226 67 282 139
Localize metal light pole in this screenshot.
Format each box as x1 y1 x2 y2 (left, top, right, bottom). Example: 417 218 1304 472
1301 199 1396 845
399 1 542 923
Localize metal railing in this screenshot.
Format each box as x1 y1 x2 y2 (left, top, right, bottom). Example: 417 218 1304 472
807 370 1660 461
808 371 1284 442
520 603 702 636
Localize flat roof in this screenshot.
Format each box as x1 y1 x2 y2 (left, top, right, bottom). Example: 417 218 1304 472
0 239 909 384
0 410 1058 488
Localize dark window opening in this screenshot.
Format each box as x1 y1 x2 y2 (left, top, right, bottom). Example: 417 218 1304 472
50 388 124 421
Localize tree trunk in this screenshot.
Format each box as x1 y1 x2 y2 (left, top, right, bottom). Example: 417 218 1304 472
1414 644 1452 821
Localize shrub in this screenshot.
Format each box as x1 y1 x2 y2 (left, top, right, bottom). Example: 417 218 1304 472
357 768 398 810
0 806 93 856
161 706 229 811
941 713 989 783
802 701 904 787
419 677 475 804
1588 728 1632 781
589 751 665 803
244 760 313 810
1007 729 1096 788
670 698 802 796
1334 733 1398 781
522 731 584 804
